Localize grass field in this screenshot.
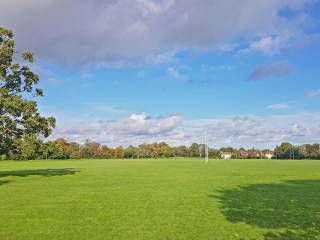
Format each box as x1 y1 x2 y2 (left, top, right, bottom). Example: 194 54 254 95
0 159 320 240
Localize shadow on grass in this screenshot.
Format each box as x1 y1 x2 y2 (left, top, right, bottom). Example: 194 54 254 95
0 168 79 179
212 180 320 240
0 180 10 186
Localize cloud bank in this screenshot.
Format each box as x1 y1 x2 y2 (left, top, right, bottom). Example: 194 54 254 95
50 112 320 149
0 0 314 65
51 113 182 145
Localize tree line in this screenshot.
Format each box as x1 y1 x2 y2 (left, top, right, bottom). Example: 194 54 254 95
2 138 320 160
274 142 320 160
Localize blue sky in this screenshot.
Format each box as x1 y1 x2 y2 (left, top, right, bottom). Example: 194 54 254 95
1 0 320 148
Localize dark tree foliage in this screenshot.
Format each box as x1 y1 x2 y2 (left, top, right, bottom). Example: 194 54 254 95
0 27 55 158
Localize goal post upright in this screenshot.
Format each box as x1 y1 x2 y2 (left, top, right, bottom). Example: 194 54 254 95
205 131 209 165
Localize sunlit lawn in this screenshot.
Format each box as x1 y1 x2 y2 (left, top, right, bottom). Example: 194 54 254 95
0 158 320 240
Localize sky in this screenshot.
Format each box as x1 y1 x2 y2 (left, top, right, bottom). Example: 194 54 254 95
1 0 320 149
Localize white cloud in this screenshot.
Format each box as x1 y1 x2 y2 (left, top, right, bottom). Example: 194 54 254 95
49 112 320 149
267 103 289 110
167 67 188 80
115 112 182 135
0 0 314 65
145 51 177 65
240 35 293 56
308 89 320 97
50 112 182 145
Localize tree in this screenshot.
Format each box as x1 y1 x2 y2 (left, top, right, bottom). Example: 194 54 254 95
68 142 81 159
101 145 113 159
113 146 124 159
86 141 101 158
157 142 172 158
298 144 320 160
0 27 55 158
124 145 138 159
189 143 200 157
208 149 220 158
44 141 66 159
173 146 189 157
275 143 296 159
10 134 43 160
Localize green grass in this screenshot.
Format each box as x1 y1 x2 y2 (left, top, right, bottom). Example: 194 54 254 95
0 159 320 240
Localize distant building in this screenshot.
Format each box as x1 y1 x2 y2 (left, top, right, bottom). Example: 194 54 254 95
221 152 232 159
264 153 274 159
239 151 249 158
